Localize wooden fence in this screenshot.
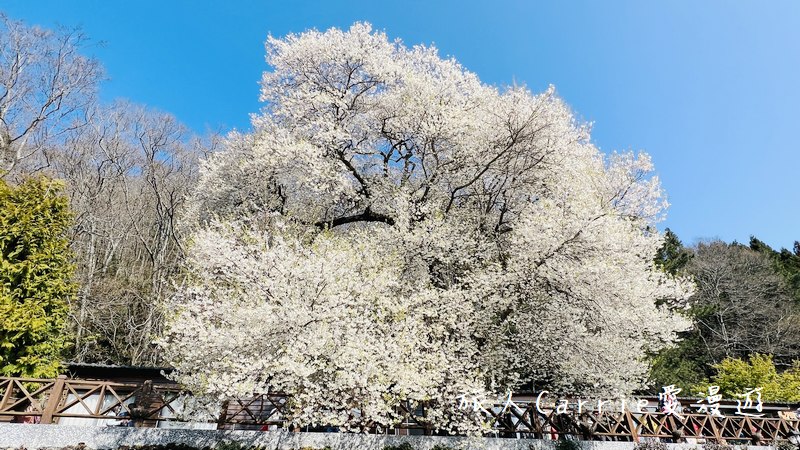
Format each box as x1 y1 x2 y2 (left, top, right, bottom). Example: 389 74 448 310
0 376 181 426
2 376 799 444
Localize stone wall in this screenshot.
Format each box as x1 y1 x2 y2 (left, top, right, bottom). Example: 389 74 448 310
0 424 776 450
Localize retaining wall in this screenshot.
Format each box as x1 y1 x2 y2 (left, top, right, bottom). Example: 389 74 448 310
0 424 776 450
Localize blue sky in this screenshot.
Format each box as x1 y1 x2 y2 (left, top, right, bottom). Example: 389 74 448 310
3 1 798 250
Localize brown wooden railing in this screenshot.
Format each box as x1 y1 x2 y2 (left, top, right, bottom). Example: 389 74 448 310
0 376 182 425
2 376 799 444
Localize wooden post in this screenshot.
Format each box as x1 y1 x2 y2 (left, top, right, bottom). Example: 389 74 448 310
41 375 67 424
217 400 229 430
667 415 682 443
708 415 723 443
626 411 640 443
0 380 12 412
0 379 14 423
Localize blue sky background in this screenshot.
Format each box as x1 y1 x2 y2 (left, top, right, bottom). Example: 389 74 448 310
3 1 798 250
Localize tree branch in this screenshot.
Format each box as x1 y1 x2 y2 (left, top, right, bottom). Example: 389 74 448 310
315 208 395 229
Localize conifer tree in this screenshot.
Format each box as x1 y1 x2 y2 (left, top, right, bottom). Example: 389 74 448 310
0 176 75 377
654 228 692 276
750 236 800 302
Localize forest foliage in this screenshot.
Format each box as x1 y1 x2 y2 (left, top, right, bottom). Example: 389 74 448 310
0 13 204 368
649 230 800 400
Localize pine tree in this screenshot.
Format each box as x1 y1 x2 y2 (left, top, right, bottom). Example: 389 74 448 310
649 230 705 391
750 236 800 302
654 228 692 276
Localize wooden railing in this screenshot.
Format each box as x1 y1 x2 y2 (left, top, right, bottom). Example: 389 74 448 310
2 376 799 444
0 376 182 425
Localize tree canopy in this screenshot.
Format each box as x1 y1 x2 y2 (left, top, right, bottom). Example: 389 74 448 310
0 13 102 176
162 23 693 432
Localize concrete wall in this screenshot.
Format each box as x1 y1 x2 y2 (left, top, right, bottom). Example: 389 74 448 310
0 424 775 450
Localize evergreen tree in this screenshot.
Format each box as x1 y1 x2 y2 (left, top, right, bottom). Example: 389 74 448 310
649 336 710 393
0 176 75 377
654 228 692 276
649 229 706 391
750 236 800 302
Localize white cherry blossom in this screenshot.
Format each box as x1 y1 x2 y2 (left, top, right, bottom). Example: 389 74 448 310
162 23 694 433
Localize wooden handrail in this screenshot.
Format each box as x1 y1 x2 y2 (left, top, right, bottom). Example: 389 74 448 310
1 375 798 444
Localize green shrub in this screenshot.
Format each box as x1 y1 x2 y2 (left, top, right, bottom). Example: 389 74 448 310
696 354 800 402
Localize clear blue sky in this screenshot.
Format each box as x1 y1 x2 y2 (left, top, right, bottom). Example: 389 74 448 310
3 1 798 250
